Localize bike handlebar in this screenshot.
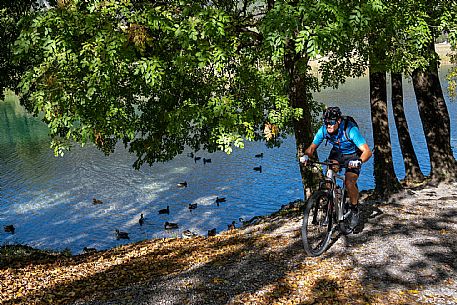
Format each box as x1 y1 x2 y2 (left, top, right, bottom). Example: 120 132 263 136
306 160 342 167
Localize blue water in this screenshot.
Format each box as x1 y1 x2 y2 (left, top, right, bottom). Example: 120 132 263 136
0 67 456 254
0 110 303 253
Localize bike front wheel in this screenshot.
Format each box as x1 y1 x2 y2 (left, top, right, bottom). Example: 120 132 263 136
301 190 333 256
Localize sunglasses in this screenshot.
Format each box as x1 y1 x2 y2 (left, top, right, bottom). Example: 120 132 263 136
325 119 338 126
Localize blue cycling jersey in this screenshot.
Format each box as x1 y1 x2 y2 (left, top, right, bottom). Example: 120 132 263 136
312 121 366 154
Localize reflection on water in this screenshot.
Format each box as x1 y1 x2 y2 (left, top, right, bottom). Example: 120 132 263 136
0 95 303 253
1 66 456 253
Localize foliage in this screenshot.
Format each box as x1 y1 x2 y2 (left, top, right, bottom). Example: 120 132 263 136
439 1 457 98
367 0 457 75
0 0 40 97
13 0 373 168
14 0 307 168
9 0 457 180
8 0 457 173
259 1 368 88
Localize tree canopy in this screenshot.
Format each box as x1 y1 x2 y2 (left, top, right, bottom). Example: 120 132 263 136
14 0 304 168
9 0 457 181
0 0 40 94
13 0 372 169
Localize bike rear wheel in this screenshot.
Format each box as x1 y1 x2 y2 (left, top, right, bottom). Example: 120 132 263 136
301 190 333 256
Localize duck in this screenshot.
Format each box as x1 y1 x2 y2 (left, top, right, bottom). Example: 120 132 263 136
255 153 264 158
92 198 103 204
115 229 130 240
139 213 145 226
164 221 179 230
215 196 226 203
248 216 262 225
188 203 197 211
228 221 236 230
158 206 170 214
177 181 188 188
238 217 250 226
4 225 15 234
253 165 262 173
207 228 217 237
182 230 197 239
194 156 201 163
83 247 97 253
203 158 212 165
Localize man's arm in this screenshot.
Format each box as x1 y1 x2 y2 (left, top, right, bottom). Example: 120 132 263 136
304 143 319 157
348 126 372 164
304 126 325 158
358 143 372 163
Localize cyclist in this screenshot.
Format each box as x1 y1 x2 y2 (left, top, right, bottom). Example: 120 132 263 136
300 106 372 229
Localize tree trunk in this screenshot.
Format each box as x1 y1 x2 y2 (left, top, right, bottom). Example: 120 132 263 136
412 49 457 181
285 53 317 199
369 68 400 195
391 73 425 185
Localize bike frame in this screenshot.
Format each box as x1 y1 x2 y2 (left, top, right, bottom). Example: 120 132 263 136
310 160 348 223
301 159 358 256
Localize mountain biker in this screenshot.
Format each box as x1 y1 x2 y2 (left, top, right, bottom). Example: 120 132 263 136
300 106 372 229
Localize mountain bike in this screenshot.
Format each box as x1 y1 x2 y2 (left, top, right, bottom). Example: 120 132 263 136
301 160 353 256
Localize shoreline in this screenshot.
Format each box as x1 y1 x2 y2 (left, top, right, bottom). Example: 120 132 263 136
0 178 431 257
0 182 457 305
309 42 454 69
1 180 456 304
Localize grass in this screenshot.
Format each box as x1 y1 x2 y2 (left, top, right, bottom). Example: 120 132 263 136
0 244 72 268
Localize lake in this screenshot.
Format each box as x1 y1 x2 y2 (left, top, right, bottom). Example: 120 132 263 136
1 66 456 254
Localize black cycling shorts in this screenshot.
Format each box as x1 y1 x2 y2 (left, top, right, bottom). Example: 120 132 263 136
328 147 361 175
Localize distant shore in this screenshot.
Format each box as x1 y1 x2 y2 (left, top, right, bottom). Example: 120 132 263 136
309 42 454 69
435 42 453 64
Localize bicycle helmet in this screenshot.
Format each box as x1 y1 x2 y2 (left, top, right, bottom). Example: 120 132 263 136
323 106 342 121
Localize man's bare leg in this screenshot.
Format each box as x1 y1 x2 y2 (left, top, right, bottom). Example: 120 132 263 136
345 171 359 206
345 171 360 229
